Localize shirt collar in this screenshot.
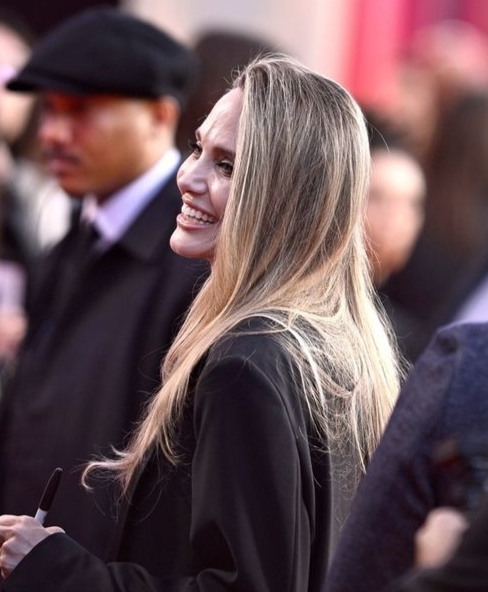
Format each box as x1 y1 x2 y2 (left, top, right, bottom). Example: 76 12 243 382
81 147 181 243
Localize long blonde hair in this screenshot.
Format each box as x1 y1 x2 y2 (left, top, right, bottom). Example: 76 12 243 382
86 55 400 492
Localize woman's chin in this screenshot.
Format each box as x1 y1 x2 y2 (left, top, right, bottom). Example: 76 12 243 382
169 231 214 261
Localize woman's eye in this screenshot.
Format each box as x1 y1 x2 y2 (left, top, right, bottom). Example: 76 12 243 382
218 161 234 177
188 140 202 157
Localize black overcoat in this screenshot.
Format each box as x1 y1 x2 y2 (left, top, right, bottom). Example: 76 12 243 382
0 174 207 558
1 320 353 592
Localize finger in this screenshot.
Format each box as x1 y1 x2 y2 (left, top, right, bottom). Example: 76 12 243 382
0 522 16 545
0 515 23 526
0 540 19 579
45 526 65 535
0 515 46 544
0 517 54 577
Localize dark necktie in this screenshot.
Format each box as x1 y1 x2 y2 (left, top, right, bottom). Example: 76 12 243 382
54 222 100 312
69 222 100 268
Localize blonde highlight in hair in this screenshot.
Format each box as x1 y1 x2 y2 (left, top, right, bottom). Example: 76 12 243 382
84 54 400 492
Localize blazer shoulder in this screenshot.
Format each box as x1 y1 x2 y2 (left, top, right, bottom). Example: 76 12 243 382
433 321 488 353
206 317 289 368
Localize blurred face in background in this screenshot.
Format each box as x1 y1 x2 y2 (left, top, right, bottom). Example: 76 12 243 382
38 92 168 202
0 23 33 145
366 148 426 287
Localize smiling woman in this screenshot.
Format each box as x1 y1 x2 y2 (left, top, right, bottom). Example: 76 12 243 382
0 54 401 592
171 87 241 261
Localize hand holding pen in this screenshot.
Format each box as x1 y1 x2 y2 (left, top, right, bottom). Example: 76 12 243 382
0 468 65 579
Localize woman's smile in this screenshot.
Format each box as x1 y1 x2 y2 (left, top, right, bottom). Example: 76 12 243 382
180 203 217 225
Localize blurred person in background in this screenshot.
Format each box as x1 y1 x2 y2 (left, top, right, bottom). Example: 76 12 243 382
0 7 206 561
0 9 71 374
325 317 488 592
386 89 488 335
365 114 427 363
424 92 488 327
382 21 488 338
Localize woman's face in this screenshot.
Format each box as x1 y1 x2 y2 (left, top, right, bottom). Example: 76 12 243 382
171 88 243 261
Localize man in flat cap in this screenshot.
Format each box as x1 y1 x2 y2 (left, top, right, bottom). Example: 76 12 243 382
0 7 206 559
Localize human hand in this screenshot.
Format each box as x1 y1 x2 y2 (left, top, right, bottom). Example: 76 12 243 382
415 507 468 569
0 515 64 579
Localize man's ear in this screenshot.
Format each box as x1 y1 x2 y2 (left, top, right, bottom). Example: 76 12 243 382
153 96 181 129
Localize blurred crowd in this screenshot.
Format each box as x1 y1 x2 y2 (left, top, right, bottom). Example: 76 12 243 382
1 7 488 591
3 9 488 376
0 7 277 381
0 8 71 379
363 18 488 362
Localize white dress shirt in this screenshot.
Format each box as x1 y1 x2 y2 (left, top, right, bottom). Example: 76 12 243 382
453 273 488 323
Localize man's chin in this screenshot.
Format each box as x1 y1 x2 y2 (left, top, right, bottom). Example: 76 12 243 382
58 184 87 199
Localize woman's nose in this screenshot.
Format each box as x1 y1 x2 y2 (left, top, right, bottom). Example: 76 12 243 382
177 155 207 196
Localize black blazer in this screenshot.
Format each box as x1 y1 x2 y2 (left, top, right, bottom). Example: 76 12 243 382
1 320 353 592
0 172 208 559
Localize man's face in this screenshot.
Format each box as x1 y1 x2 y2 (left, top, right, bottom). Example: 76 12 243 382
0 24 34 145
38 92 162 201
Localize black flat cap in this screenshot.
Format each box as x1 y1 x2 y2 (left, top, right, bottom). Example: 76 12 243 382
6 7 197 105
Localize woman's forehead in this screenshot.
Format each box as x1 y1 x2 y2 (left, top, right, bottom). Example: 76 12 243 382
197 88 243 146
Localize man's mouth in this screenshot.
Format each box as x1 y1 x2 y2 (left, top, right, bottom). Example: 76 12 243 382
43 149 80 165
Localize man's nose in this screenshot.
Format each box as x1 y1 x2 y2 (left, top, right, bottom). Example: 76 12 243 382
38 113 73 146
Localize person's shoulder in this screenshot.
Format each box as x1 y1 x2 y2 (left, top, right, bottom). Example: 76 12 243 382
432 322 488 417
390 321 488 443
201 317 296 396
408 321 488 380
195 318 304 428
432 321 488 352
207 316 287 364
417 321 488 390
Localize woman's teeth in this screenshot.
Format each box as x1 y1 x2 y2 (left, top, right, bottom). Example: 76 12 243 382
181 203 216 224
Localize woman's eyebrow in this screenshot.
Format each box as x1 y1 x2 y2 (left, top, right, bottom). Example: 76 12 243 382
214 146 236 160
195 129 235 159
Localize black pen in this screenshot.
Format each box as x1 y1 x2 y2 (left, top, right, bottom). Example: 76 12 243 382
34 467 63 525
